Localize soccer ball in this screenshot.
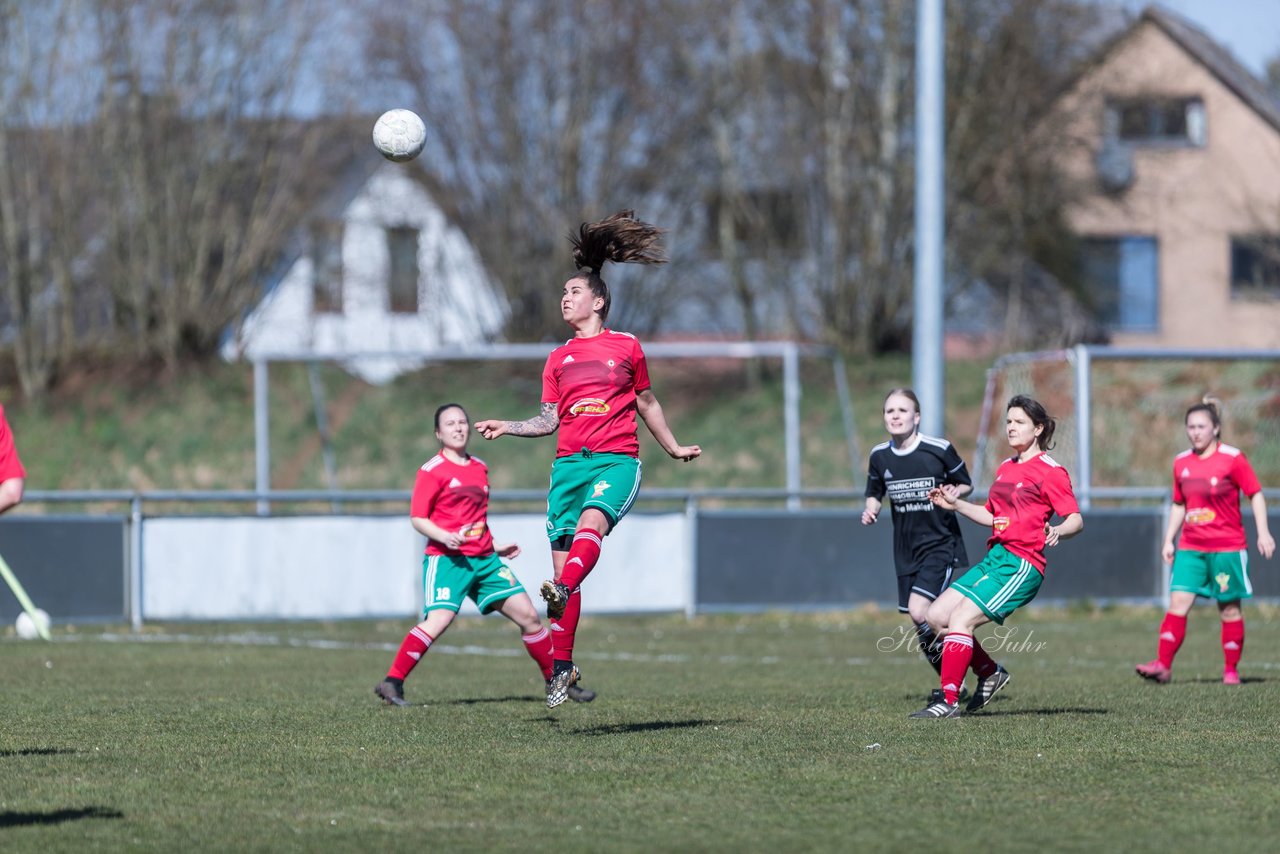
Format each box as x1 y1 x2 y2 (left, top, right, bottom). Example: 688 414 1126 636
15 608 50 640
372 109 427 162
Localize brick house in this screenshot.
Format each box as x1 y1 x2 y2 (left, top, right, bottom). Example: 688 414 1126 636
1054 5 1280 348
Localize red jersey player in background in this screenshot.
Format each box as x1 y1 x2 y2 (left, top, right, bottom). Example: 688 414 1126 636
374 403 589 707
0 402 26 514
912 395 1084 719
1136 398 1275 686
476 211 701 708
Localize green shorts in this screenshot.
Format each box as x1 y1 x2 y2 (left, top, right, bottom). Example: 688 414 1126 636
545 451 642 544
951 544 1044 625
422 553 525 616
1170 549 1252 601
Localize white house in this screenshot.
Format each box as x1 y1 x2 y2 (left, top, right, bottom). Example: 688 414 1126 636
221 159 507 383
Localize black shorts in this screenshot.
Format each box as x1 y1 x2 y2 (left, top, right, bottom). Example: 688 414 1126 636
896 550 961 613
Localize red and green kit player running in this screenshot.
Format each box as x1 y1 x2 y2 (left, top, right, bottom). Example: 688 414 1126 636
476 211 701 708
1136 398 1275 686
911 395 1084 718
374 403 592 708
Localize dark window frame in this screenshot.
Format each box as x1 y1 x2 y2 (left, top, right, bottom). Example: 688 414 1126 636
311 220 344 315
1104 96 1205 147
1079 234 1160 333
386 225 421 315
1230 235 1280 300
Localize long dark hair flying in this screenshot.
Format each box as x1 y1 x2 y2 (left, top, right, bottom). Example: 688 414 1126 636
568 210 667 322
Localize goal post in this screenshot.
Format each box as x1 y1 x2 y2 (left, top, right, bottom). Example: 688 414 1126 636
978 345 1280 509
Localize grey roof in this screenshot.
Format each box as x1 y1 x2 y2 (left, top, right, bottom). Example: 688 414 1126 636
1141 4 1280 134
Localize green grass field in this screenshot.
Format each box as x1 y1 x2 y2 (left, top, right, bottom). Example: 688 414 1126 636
2 607 1277 852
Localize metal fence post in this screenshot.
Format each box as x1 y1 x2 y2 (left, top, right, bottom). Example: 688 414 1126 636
1074 344 1092 512
784 342 801 511
130 494 143 632
254 358 270 516
685 494 699 619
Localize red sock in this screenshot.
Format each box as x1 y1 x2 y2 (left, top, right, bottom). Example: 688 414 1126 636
1222 619 1244 671
1156 612 1188 668
557 528 603 591
939 634 974 705
387 626 433 681
522 627 554 680
969 638 999 679
551 588 583 664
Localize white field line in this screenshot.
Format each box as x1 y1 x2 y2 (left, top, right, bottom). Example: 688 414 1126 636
53 631 870 667
41 631 1280 671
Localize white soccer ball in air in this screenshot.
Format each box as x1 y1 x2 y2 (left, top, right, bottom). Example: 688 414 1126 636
15 608 50 640
372 109 427 162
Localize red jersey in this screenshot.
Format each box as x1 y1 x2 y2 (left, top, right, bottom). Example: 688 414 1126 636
541 330 651 458
986 453 1080 572
0 405 25 482
410 453 496 557
1171 444 1261 552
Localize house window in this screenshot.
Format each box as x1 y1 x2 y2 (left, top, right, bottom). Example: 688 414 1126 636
387 226 420 314
1230 235 1280 299
1104 97 1205 146
311 221 343 314
1080 236 1159 332
705 189 803 256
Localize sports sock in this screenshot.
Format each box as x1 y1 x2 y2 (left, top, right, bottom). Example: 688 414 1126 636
1156 612 1188 668
522 627 555 680
915 622 943 674
969 638 999 680
1221 618 1244 671
387 625 433 681
939 633 974 705
557 528 603 592
550 587 583 666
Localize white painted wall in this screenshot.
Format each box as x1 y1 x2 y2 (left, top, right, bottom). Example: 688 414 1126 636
222 164 508 383
142 513 690 620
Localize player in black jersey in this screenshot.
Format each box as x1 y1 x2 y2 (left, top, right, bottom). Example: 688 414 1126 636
862 388 973 701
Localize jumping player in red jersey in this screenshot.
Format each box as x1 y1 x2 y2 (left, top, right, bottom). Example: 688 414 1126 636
911 395 1083 718
374 403 590 707
1135 397 1275 686
476 211 701 708
0 403 26 515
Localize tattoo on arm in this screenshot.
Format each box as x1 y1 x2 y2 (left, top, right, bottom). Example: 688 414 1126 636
504 402 560 437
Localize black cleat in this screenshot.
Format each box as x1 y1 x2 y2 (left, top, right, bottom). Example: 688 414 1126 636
540 580 571 620
545 664 579 709
374 679 409 707
909 700 960 719
965 665 1011 712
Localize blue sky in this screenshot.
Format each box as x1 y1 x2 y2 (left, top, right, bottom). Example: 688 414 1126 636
1117 0 1280 77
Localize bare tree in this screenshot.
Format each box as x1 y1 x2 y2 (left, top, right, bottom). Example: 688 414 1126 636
89 0 352 369
0 2 104 397
361 0 708 341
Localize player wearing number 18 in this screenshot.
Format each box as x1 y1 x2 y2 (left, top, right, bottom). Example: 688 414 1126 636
373 403 593 707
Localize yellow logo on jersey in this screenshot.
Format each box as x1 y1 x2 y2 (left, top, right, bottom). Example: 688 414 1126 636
500 567 515 585
993 516 1010 532
569 398 610 416
462 522 487 539
1216 572 1231 593
1186 508 1216 525
592 480 611 498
